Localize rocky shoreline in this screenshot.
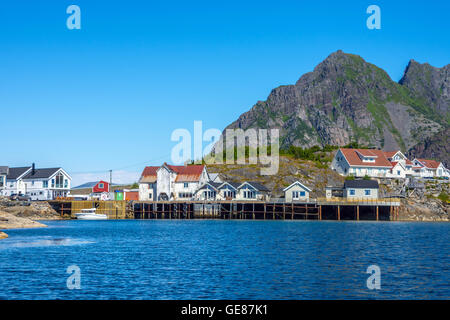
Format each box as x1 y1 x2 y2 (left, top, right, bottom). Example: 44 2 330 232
0 198 63 239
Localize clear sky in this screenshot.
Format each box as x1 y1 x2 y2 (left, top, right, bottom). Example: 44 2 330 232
1 0 449 186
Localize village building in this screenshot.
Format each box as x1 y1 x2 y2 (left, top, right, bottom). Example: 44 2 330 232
283 181 312 202
71 180 111 201
343 180 379 199
1 164 71 200
412 159 448 178
331 148 393 178
236 182 270 201
138 163 209 201
194 182 222 200
332 148 447 179
0 166 8 192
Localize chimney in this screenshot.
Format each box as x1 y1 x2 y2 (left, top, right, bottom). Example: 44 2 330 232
32 163 35 175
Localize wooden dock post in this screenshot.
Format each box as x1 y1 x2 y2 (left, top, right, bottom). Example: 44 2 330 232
305 204 308 220
264 203 266 220
142 204 145 219
357 205 359 221
319 205 322 220
291 203 294 220
337 205 340 221
376 206 379 221
272 203 275 220
252 203 255 220
283 203 286 220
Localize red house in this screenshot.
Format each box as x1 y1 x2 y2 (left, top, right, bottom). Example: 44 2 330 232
92 180 110 193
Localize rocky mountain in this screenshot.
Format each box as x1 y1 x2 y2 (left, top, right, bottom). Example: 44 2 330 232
406 127 449 167
225 50 449 162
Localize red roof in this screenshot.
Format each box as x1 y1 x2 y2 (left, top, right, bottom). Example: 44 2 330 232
383 151 399 158
166 164 205 182
405 159 413 165
339 148 392 167
140 166 159 183
417 159 441 169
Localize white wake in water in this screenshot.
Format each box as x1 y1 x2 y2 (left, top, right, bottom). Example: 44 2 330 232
0 237 94 249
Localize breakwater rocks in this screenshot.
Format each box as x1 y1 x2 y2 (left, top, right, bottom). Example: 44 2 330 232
0 231 8 239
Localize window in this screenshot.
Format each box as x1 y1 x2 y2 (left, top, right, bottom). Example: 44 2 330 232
64 179 68 188
300 191 306 197
0 176 4 187
184 183 188 188
293 191 299 199
98 183 104 189
43 181 48 188
349 189 355 196
397 170 401 176
51 179 55 188
32 181 35 186
149 193 152 199
365 190 371 196
55 173 64 188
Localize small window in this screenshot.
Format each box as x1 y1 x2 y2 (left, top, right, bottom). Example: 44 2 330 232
300 191 306 197
184 183 188 188
43 181 48 188
350 189 355 195
397 170 401 175
149 193 152 199
365 190 371 196
99 183 104 189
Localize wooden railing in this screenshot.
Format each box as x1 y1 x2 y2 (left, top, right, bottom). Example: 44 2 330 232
317 197 401 205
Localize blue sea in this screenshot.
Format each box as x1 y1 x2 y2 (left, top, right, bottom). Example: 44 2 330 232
0 220 448 300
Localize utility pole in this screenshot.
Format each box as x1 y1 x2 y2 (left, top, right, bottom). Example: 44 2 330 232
109 170 112 200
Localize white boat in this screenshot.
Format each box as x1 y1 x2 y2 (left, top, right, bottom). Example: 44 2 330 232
75 208 108 220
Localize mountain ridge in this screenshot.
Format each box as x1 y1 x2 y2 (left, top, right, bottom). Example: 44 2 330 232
224 50 449 164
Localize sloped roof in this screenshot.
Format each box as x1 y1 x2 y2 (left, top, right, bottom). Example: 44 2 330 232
197 182 222 191
6 167 31 180
23 168 61 179
239 181 270 192
169 164 205 182
218 182 241 190
0 166 8 175
283 181 312 192
344 180 379 189
140 166 159 183
72 181 116 190
383 151 398 158
417 159 441 169
339 148 392 167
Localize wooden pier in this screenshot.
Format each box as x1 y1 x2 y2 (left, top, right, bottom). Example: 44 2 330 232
49 198 401 221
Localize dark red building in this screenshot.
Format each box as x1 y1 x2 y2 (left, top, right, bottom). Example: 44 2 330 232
92 180 109 193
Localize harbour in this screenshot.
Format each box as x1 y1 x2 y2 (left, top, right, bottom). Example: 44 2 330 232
48 198 401 221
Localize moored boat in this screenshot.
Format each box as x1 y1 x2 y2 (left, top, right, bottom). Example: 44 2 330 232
75 208 107 220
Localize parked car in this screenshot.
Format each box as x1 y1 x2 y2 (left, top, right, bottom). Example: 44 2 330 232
10 194 31 201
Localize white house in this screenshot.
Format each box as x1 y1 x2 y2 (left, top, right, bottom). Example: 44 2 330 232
138 163 209 201
283 181 312 202
343 180 379 199
331 148 393 178
412 159 448 178
236 182 270 201
1 164 71 200
0 166 8 193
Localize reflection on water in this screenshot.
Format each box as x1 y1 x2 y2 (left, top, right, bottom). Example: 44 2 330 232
0 236 94 249
0 220 448 300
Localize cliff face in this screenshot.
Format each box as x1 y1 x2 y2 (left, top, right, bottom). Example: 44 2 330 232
225 50 449 162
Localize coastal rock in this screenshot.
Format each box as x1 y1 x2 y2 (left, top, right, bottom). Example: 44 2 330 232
0 211 47 229
0 231 8 239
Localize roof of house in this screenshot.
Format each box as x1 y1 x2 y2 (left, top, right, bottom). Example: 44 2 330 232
208 173 221 182
219 182 241 190
0 166 8 175
197 181 222 191
339 148 392 167
168 164 205 182
416 159 441 169
383 151 398 158
344 179 379 189
283 181 312 192
6 167 31 180
22 168 61 180
140 166 159 183
72 181 114 190
239 181 270 192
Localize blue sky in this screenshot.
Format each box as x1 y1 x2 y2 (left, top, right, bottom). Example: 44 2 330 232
1 0 449 186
